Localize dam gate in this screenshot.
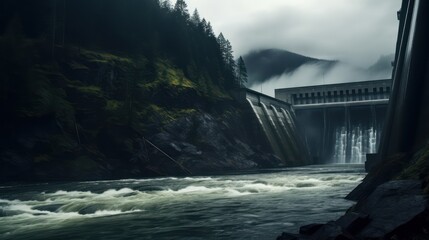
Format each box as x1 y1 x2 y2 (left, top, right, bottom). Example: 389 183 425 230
275 79 392 164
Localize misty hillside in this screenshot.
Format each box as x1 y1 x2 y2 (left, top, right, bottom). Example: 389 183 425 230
243 49 337 85
244 49 394 87
367 54 395 75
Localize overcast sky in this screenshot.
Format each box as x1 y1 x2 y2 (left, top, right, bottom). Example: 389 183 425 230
186 0 402 68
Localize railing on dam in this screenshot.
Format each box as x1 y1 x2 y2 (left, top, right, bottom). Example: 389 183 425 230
275 79 392 108
274 79 393 164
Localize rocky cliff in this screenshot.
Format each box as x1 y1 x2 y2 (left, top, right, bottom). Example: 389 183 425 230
0 0 297 182
0 38 281 182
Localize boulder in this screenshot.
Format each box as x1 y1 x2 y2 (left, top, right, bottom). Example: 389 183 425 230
277 232 299 240
334 213 369 235
355 180 427 239
277 180 428 240
299 224 324 235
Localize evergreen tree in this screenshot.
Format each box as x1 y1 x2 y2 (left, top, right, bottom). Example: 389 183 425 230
217 33 235 70
161 0 172 11
217 32 227 60
236 56 248 87
224 39 236 70
191 9 200 25
3 0 239 90
217 32 237 87
205 22 215 37
174 0 189 19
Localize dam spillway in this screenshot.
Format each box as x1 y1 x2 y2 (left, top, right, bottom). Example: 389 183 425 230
237 79 391 166
275 79 392 164
238 89 310 166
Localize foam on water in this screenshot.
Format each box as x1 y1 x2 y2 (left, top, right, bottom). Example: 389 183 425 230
0 165 365 240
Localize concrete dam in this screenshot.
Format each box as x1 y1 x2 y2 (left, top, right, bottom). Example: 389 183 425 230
236 89 311 166
238 79 392 166
275 79 392 164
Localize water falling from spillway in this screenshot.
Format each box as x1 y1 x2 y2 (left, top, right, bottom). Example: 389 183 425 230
333 127 347 164
332 125 379 164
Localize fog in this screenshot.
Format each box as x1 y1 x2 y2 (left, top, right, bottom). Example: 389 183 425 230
249 62 393 97
187 0 401 68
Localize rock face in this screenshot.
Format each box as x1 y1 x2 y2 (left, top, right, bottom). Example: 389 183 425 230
277 180 429 240
0 43 284 182
0 103 282 181
140 110 283 176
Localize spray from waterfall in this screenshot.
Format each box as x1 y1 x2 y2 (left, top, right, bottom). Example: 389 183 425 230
332 125 379 164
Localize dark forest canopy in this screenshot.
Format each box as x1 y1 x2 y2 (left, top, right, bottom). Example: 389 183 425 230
0 0 250 181
0 0 245 89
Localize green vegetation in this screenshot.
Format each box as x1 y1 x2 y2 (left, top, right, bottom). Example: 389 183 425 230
0 0 250 180
79 49 134 65
142 60 196 90
70 85 104 98
142 104 197 124
106 100 122 112
397 143 429 193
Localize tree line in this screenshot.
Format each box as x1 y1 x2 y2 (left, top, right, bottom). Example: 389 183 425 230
0 0 247 90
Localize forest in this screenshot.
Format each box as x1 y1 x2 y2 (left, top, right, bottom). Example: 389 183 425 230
0 0 257 181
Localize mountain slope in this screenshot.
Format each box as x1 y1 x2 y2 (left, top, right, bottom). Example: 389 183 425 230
367 54 395 76
0 0 282 181
243 49 337 85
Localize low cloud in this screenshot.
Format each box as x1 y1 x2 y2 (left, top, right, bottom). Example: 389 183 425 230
186 0 401 68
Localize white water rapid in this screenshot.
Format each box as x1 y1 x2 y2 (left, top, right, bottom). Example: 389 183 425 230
0 165 364 240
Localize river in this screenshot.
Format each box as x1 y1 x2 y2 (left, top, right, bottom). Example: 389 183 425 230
0 164 364 240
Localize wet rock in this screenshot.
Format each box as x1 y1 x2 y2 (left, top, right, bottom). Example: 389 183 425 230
277 232 299 240
310 222 343 240
355 180 427 239
180 142 202 156
278 180 428 240
346 153 409 201
335 213 369 235
299 223 324 235
144 111 281 174
332 233 355 240
0 151 33 181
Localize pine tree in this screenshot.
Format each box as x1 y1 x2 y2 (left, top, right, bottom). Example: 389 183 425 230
205 22 215 37
217 32 226 60
217 34 236 68
161 0 172 11
217 33 235 68
236 56 248 87
191 9 201 25
174 0 189 19
217 32 237 87
224 39 236 70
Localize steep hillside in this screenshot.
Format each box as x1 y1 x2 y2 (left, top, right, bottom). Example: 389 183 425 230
0 0 281 181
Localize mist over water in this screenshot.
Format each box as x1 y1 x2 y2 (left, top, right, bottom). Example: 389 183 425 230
0 165 364 240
